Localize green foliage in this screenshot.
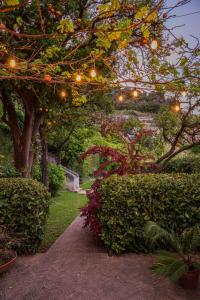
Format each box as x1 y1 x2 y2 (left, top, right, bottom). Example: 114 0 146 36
150 251 188 283
0 163 18 178
41 190 87 250
48 163 65 195
156 105 180 137
0 178 50 254
145 221 200 254
57 19 74 33
97 173 200 254
145 222 200 282
165 154 200 174
5 0 19 6
0 123 13 163
34 163 65 196
191 145 200 154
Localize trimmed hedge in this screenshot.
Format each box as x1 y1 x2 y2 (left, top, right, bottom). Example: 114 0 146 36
0 178 50 254
98 174 200 254
165 155 200 174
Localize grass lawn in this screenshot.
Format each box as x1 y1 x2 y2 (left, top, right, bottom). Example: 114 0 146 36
40 190 87 251
80 179 94 190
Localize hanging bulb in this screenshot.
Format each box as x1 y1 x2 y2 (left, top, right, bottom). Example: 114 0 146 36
150 39 158 50
90 68 97 78
76 74 82 82
44 74 52 82
118 95 124 102
174 104 180 112
8 58 17 68
0 23 6 31
172 100 180 113
132 89 139 99
60 90 67 99
182 90 187 97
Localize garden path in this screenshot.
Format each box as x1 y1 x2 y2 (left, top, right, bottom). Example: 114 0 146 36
0 217 199 300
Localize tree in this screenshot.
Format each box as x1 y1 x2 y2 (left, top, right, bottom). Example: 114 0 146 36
0 0 199 177
81 118 154 177
155 101 200 169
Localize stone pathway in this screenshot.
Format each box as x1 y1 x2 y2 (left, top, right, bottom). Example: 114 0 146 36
0 217 199 300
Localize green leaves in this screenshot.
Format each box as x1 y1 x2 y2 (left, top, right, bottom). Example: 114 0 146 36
98 0 120 15
0 178 50 254
135 6 149 20
150 255 187 282
97 173 200 254
57 19 74 33
72 95 87 106
5 0 19 6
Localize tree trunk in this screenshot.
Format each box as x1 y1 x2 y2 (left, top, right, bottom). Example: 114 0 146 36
0 85 44 178
40 128 49 189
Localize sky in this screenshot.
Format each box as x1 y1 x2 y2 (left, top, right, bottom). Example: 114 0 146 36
166 0 200 45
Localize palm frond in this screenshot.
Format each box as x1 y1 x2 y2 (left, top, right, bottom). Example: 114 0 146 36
147 222 200 283
155 250 179 260
168 262 188 283
150 257 187 282
189 227 200 252
145 221 180 251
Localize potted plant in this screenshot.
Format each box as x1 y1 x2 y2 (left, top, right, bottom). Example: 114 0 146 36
145 221 200 289
0 226 17 273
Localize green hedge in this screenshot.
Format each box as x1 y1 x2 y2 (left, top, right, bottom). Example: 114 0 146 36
34 163 65 195
165 155 200 174
98 174 200 254
0 178 50 254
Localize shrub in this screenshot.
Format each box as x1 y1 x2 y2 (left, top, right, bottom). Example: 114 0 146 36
0 163 19 178
191 145 200 154
165 155 200 174
34 163 65 195
85 174 200 254
0 178 50 254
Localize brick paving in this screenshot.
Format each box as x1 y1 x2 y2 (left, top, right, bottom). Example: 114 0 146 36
0 217 199 300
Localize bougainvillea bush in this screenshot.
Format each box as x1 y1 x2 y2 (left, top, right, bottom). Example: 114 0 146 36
82 173 200 254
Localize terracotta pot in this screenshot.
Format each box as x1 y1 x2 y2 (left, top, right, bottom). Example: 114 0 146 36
179 269 199 289
0 249 17 274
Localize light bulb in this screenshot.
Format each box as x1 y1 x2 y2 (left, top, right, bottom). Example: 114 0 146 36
118 95 124 102
60 90 67 99
182 91 187 97
0 23 6 31
90 68 97 78
44 74 52 81
8 58 17 68
172 101 180 113
174 104 180 112
132 89 139 98
150 39 158 50
76 74 82 82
